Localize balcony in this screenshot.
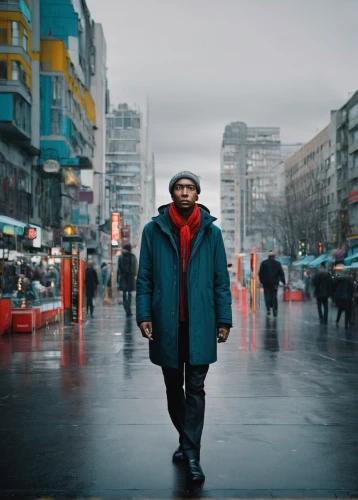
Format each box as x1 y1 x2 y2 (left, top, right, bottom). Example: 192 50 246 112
0 92 37 154
337 138 348 151
348 114 358 131
348 139 358 155
348 163 358 181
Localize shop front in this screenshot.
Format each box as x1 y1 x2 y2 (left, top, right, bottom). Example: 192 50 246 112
0 236 86 334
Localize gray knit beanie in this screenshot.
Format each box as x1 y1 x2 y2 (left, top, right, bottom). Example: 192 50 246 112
169 171 201 194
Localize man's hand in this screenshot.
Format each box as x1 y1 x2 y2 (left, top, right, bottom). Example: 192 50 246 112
217 327 230 343
139 322 153 341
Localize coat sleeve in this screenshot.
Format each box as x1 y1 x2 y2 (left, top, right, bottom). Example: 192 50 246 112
213 228 233 327
258 262 264 284
136 224 153 325
278 263 286 285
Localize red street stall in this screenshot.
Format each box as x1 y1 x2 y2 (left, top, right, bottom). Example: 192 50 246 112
0 237 85 334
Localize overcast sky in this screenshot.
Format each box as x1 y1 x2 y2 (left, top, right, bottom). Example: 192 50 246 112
86 0 358 219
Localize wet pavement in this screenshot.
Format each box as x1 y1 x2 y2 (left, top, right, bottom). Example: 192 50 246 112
1 292 358 498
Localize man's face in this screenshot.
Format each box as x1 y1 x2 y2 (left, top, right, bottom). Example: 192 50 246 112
172 178 198 210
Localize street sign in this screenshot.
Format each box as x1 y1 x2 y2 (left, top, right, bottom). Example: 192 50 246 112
111 212 120 246
43 159 60 173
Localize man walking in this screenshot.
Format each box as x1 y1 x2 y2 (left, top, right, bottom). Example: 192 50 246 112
85 260 99 318
117 244 138 317
259 251 286 317
313 263 331 325
136 171 232 483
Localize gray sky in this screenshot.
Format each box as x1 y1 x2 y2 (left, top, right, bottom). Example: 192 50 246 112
86 0 358 219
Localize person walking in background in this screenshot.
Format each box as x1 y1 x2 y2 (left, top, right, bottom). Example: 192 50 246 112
85 260 99 317
136 171 232 484
117 244 138 317
304 267 312 301
259 251 286 317
100 262 111 303
334 274 354 329
313 263 331 325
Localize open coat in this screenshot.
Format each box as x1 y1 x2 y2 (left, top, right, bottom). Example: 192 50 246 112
136 204 232 368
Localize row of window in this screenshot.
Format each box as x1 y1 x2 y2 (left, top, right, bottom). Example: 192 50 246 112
106 116 141 130
0 21 28 52
0 60 29 88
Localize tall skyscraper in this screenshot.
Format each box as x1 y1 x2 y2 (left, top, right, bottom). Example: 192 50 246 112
105 103 155 253
221 123 281 259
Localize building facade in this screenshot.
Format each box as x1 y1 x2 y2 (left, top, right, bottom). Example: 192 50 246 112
105 103 155 254
81 22 109 260
220 122 281 259
333 91 358 252
0 0 107 256
0 0 44 255
38 0 96 244
284 127 330 256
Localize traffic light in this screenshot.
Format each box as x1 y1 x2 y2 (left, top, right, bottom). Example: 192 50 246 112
299 239 307 256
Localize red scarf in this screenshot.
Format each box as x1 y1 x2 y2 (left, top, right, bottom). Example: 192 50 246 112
168 202 201 321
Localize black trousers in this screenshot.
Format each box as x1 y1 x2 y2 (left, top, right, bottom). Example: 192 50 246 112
264 287 278 311
336 303 352 328
123 291 132 315
162 323 209 460
316 297 328 324
87 296 94 316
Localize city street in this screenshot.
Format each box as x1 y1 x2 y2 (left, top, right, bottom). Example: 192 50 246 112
0 295 358 498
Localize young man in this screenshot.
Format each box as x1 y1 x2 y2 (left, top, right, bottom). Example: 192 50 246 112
258 251 286 317
136 171 232 483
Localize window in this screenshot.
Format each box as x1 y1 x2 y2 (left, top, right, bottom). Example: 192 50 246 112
13 94 31 135
0 27 7 45
11 21 20 46
348 103 358 121
0 60 7 80
23 28 28 52
51 109 60 134
12 60 20 80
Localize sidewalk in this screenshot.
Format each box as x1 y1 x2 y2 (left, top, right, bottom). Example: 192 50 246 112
0 297 358 498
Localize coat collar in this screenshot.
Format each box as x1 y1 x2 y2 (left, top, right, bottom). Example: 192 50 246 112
152 203 217 233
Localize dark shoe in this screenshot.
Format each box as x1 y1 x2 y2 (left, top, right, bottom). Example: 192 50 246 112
172 447 185 462
267 309 270 316
273 309 277 317
186 458 205 483
319 318 324 325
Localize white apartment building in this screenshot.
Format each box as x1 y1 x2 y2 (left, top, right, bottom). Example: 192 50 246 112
221 123 282 259
105 103 155 252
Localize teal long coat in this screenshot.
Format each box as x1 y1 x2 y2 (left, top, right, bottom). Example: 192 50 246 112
136 205 232 368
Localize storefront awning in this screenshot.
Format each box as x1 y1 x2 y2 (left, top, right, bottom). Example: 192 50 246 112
344 250 358 266
293 255 315 266
0 215 27 236
309 253 333 268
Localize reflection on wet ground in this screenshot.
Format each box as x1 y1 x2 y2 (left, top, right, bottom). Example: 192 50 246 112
0 294 358 498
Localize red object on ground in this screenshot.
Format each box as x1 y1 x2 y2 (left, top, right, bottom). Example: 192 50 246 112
283 289 304 301
12 308 34 333
0 299 12 335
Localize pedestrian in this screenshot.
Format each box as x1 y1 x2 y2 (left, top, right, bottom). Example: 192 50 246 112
313 263 331 325
117 244 138 317
304 268 312 301
100 262 110 303
85 260 99 317
136 171 232 484
333 275 354 329
258 251 286 317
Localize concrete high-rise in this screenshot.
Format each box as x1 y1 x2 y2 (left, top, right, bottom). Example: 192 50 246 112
221 123 281 260
105 103 155 254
